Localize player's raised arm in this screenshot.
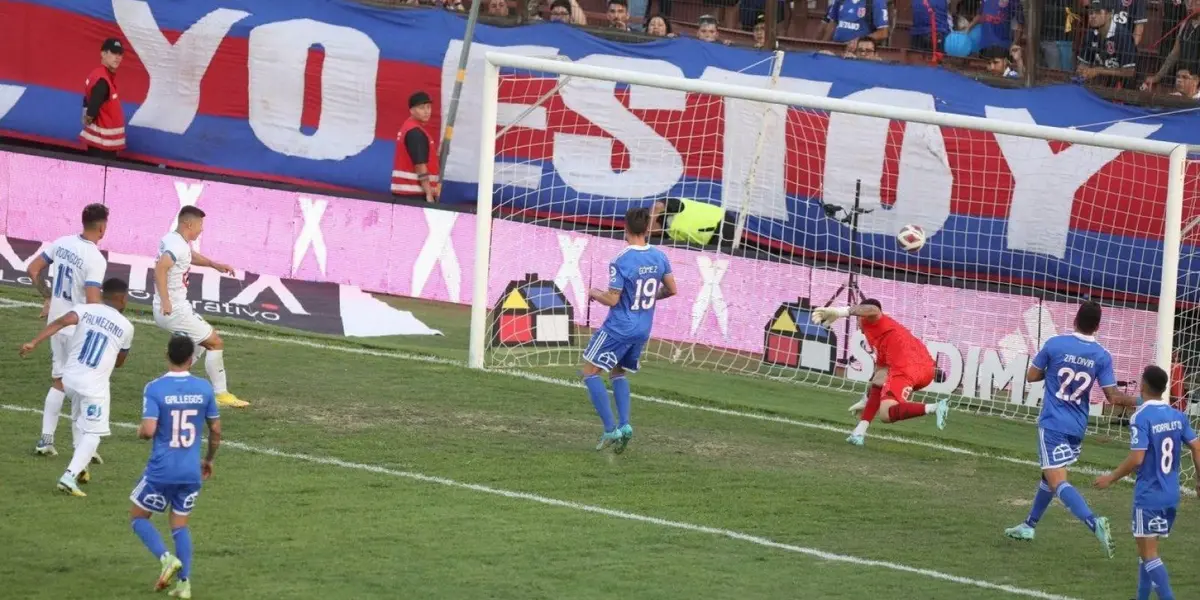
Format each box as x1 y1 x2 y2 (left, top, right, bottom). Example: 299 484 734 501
190 250 234 275
19 311 81 357
811 300 881 327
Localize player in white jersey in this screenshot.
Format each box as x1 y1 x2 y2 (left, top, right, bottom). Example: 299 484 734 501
25 203 109 458
154 205 247 408
19 278 135 497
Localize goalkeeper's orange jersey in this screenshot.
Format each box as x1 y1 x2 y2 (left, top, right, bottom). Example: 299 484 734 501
859 314 933 370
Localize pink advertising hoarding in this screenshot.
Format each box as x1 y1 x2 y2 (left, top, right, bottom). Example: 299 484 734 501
0 150 1158 402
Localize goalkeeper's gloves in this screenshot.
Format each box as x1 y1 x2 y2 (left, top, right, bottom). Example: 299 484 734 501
810 306 851 327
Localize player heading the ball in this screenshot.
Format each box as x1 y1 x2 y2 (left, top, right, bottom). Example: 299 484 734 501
1094 365 1200 600
129 335 221 600
25 203 109 459
811 300 949 446
19 277 135 497
581 207 677 453
1003 301 1138 558
154 205 248 408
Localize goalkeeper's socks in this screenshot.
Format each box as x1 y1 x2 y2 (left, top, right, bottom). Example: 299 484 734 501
1137 559 1152 600
1144 558 1174 600
611 375 631 428
584 375 617 432
1054 483 1097 532
172 527 193 581
860 386 883 422
1023 479 1054 528
132 518 168 559
886 402 929 422
852 420 870 437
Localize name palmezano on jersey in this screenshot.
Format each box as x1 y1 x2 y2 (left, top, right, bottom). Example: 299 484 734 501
0 235 439 338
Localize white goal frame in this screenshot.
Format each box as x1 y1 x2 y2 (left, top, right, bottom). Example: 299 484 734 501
466 51 1190 401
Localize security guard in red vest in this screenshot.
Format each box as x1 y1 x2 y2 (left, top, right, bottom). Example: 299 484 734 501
391 91 440 203
80 38 126 158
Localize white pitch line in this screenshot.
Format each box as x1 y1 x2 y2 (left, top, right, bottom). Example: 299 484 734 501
0 404 1081 600
0 298 1134 486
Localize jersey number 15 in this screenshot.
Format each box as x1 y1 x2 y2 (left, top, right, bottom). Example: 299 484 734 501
169 409 200 448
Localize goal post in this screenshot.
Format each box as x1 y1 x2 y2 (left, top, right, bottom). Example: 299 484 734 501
468 50 1193 441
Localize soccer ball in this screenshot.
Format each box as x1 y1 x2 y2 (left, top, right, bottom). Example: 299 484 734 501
897 225 926 252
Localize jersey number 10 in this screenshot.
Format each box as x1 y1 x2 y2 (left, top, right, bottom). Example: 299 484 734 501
169 409 199 449
78 331 110 368
631 278 659 311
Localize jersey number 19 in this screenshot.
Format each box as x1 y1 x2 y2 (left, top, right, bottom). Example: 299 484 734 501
632 278 658 311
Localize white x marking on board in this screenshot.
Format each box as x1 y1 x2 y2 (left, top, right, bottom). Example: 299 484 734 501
412 209 461 302
292 197 328 276
690 255 729 337
553 234 588 311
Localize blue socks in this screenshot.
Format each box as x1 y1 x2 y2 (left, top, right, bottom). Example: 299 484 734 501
172 527 193 581
611 376 631 428
584 375 616 432
1055 483 1096 532
132 518 167 559
1144 557 1174 599
1137 559 1152 600
1024 479 1054 528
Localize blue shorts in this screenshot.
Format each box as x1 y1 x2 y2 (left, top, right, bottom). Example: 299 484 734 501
1132 506 1177 538
582 329 645 373
1038 428 1083 469
130 477 202 516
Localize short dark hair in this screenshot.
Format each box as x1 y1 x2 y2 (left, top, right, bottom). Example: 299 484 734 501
167 335 195 367
101 277 128 297
82 203 109 230
550 0 571 10
1142 365 1169 398
608 0 627 7
178 205 206 221
1074 301 1102 335
626 207 651 236
861 298 882 310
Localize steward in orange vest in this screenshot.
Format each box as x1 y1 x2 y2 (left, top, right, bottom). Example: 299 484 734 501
391 91 440 203
80 38 127 157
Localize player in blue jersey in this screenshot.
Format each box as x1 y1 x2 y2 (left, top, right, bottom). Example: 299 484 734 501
1095 365 1200 600
1003 301 1137 556
581 207 676 453
129 335 221 599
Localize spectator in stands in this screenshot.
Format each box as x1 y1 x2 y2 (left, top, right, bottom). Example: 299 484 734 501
80 38 126 158
487 0 510 16
845 37 882 58
392 91 440 204
740 0 786 33
1112 0 1146 46
607 0 631 30
1172 69 1200 98
753 14 768 48
646 14 675 36
820 0 890 48
910 0 953 53
988 44 1024 77
1077 0 1137 88
1160 0 1191 61
966 0 1021 58
698 14 726 42
443 0 465 11
548 0 587 24
1142 0 1200 91
1020 0 1078 71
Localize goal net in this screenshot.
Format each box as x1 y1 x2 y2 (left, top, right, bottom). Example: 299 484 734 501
467 51 1197 470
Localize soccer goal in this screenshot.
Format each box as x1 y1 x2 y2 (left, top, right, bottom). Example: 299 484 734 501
466 51 1197 457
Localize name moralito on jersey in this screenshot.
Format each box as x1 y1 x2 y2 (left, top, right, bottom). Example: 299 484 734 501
1131 400 1196 510
42 235 107 334
155 231 193 312
1032 333 1117 437
62 304 135 396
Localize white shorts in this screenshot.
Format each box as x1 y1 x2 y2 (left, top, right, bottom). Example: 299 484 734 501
154 306 214 344
50 331 71 379
64 385 111 437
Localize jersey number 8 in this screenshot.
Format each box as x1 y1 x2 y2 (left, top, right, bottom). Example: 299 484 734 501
632 278 658 311
1054 367 1093 405
1161 437 1174 474
169 409 200 449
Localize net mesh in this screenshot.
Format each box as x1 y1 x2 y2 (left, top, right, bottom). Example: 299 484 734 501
478 54 1200 481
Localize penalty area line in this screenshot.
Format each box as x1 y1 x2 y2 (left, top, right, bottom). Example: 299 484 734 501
0 403 1082 600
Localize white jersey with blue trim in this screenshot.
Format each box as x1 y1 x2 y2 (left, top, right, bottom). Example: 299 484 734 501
154 231 193 310
1032 332 1117 437
42 234 107 334
61 304 135 396
1130 400 1197 510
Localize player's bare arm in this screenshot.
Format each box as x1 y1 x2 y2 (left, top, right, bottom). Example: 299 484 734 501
1101 385 1138 408
589 288 622 307
203 417 222 480
1026 364 1045 383
811 302 880 326
847 303 881 322
137 416 158 440
84 285 102 304
19 312 80 357
154 253 175 315
115 349 130 369
1190 438 1200 496
657 273 677 300
27 254 51 300
1093 449 1145 489
191 251 234 275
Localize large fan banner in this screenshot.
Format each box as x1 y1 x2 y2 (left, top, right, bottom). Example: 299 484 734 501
1 0 1199 301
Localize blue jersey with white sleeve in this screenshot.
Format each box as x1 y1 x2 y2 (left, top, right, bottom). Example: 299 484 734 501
1033 333 1116 437
600 245 672 341
142 372 219 485
1131 401 1196 510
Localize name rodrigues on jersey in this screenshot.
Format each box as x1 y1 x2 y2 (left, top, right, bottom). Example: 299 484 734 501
81 311 127 339
1061 354 1096 369
1152 420 1183 434
163 394 207 406
52 247 86 271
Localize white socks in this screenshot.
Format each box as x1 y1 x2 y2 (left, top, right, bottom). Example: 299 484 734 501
206 350 227 394
66 433 100 478
41 387 66 441
925 403 937 415
852 420 870 436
